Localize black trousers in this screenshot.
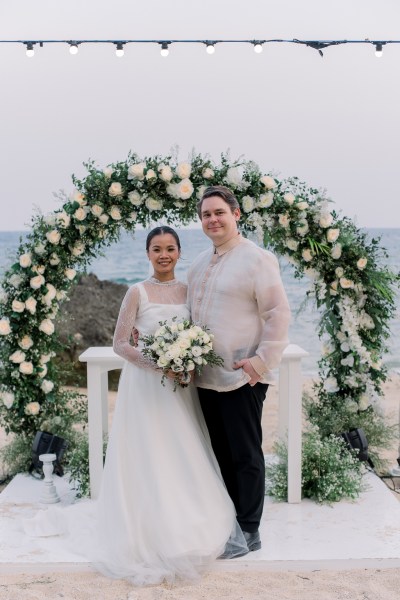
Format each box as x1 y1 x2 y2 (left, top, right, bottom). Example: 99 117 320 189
198 382 268 533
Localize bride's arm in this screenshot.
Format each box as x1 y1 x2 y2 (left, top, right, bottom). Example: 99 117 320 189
113 286 157 370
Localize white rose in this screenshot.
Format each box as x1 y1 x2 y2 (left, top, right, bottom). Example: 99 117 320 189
42 283 57 306
241 195 255 213
145 197 163 211
157 356 169 368
341 355 354 367
194 356 203 365
176 162 192 179
319 213 334 228
283 192 295 205
278 214 290 228
186 361 195 371
71 241 86 256
49 253 60 266
32 265 45 274
109 206 122 220
166 183 179 199
19 335 33 350
70 190 86 206
65 268 77 281
0 289 8 303
99 213 109 224
225 167 242 187
56 211 71 228
25 297 37 314
296 201 309 210
19 361 34 375
177 178 194 200
128 162 146 180
202 333 210 344
0 318 12 335
41 379 54 394
10 274 23 288
34 243 46 256
324 376 339 393
286 239 299 251
335 267 344 278
260 175 277 190
339 277 355 289
257 192 274 208
12 299 25 313
202 167 214 179
327 228 340 243
30 274 45 289
40 353 52 364
91 204 104 217
103 167 114 179
158 164 173 182
128 211 137 223
1 391 14 409
74 207 86 221
127 191 142 206
46 230 61 245
10 350 26 363
109 182 123 197
25 401 40 415
331 244 342 259
191 346 203 357
19 253 32 268
357 258 368 270
145 168 157 180
196 185 206 200
39 318 55 335
302 249 313 262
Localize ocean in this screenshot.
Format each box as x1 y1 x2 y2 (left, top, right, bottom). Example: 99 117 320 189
1 228 399 375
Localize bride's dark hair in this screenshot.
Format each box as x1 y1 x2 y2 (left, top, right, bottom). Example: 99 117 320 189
146 226 181 251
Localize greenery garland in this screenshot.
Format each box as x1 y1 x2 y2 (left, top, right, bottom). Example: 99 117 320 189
0 151 398 498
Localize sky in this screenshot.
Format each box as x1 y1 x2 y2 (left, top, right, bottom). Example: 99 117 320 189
1 0 400 230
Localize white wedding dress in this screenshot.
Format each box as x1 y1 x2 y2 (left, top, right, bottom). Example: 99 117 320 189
24 278 246 585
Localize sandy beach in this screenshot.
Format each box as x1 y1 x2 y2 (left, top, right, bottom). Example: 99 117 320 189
1 373 400 599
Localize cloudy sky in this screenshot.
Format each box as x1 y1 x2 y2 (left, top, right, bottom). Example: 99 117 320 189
1 0 399 230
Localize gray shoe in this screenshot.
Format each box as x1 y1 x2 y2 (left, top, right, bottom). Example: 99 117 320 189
242 530 261 552
218 543 249 560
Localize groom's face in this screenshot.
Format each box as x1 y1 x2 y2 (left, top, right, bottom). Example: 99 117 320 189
200 196 240 246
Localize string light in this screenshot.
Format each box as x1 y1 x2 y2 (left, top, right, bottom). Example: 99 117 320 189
375 43 383 57
68 42 79 55
252 41 263 53
160 42 170 57
205 42 216 55
25 42 35 58
115 42 124 57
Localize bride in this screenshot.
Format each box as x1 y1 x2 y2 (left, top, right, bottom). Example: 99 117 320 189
25 225 247 585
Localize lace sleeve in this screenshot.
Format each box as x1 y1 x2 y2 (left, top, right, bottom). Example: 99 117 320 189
113 285 157 371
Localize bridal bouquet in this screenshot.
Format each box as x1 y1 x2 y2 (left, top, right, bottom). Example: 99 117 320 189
141 318 223 390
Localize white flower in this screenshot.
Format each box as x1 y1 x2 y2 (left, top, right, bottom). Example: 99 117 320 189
330 281 338 295
99 214 109 224
42 283 57 306
39 364 47 379
39 318 55 335
46 230 61 245
19 253 32 268
296 201 309 210
25 401 40 415
359 394 370 411
145 169 157 180
158 164 173 182
56 211 71 228
19 335 33 350
157 356 169 368
128 163 146 180
10 350 26 363
109 206 122 220
0 318 12 335
65 268 77 281
34 243 46 256
32 265 45 274
103 167 114 179
71 241 85 256
257 192 274 208
341 355 355 367
340 342 350 352
191 346 203 357
186 361 195 371
225 167 242 187
30 274 45 289
335 267 344 278
283 192 295 205
324 376 339 393
202 167 214 179
327 228 340 243
286 239 299 251
357 258 368 270
12 299 25 313
108 182 123 197
41 379 54 394
40 353 52 364
74 207 86 221
70 190 86 206
278 214 290 228
302 249 313 262
196 185 207 200
166 183 179 199
49 253 60 266
19 361 34 375
340 277 354 289
25 297 37 314
176 162 192 179
260 175 277 190
177 178 194 200
331 244 342 259
241 195 255 213
91 204 104 217
0 289 8 303
127 191 142 206
319 212 334 228
1 391 14 409
128 211 137 223
145 197 163 211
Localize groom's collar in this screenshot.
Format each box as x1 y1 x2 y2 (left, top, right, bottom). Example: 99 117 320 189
214 232 242 256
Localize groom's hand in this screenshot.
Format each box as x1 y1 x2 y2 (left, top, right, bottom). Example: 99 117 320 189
233 359 261 387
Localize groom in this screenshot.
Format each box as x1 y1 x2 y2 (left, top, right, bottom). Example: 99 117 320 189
187 185 291 558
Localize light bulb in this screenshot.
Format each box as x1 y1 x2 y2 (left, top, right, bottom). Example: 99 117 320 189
115 43 124 57
26 43 34 58
69 43 79 55
206 43 215 55
160 42 169 57
375 43 383 58
253 43 263 54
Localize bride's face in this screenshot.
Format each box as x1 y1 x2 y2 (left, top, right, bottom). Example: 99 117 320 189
147 233 180 281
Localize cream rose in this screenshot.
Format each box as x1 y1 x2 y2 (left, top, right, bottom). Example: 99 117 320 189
260 175 277 190
46 230 61 245
25 401 40 415
145 197 163 211
39 318 55 335
357 257 368 270
339 277 355 289
145 169 157 180
127 191 142 206
109 182 123 197
1 391 14 409
40 353 52 364
99 214 109 225
335 267 344 278
25 297 37 314
19 253 32 268
257 192 274 208
242 196 255 213
41 379 54 394
302 249 313 262
74 207 86 221
128 163 146 180
19 361 34 375
177 178 194 200
283 192 295 205
42 283 57 306
65 268 77 281
202 167 214 179
331 244 342 259
91 204 104 217
158 165 173 182
326 228 340 243
0 318 11 335
19 335 33 350
10 274 23 288
34 243 46 256
296 201 309 210
32 265 45 274
225 167 242 187
319 213 334 228
56 211 71 228
176 162 192 179
0 289 8 303
286 239 299 251
70 190 86 206
103 167 114 179
109 206 122 220
196 185 206 200
10 350 26 363
49 253 60 266
278 214 290 228
12 299 25 313
30 274 45 290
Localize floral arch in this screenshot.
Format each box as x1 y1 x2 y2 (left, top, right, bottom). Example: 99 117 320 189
0 151 398 489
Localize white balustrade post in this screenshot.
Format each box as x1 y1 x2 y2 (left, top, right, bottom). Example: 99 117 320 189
278 344 309 504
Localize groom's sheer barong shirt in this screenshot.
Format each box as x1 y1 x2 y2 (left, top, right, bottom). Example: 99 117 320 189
188 234 291 392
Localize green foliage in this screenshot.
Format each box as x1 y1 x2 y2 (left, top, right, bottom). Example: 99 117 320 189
65 431 107 498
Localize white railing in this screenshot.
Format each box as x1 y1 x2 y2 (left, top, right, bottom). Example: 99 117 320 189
79 343 308 502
